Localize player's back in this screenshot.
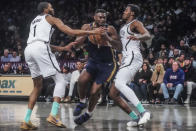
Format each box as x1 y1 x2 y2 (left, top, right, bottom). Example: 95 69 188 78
27 14 54 44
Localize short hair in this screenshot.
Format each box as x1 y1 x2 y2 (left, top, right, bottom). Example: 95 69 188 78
173 61 180 67
37 2 49 14
95 9 106 14
127 4 140 17
63 66 70 72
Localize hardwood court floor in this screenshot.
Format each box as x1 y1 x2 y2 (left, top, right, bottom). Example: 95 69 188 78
0 101 196 131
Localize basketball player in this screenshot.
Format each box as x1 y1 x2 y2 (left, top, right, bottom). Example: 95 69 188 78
66 9 122 125
109 4 151 127
20 2 104 130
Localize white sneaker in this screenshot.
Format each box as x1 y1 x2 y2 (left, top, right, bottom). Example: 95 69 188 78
138 111 151 125
184 98 190 104
127 120 138 127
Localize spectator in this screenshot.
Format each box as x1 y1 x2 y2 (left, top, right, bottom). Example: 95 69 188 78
158 44 168 58
168 57 175 68
182 57 196 104
173 48 180 59
10 51 21 62
147 52 155 66
163 57 169 70
1 49 12 62
16 64 28 75
157 57 164 65
161 61 185 104
149 64 165 104
178 40 189 54
64 61 84 103
0 63 14 74
176 53 185 68
168 44 175 58
136 62 152 103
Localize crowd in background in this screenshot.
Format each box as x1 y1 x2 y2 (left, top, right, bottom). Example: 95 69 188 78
0 0 196 104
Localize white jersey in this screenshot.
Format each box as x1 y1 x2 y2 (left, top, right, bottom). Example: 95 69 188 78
120 20 141 55
27 14 54 44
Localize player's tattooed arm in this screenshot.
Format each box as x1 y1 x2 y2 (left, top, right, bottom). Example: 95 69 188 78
101 26 122 51
45 15 105 36
127 20 150 41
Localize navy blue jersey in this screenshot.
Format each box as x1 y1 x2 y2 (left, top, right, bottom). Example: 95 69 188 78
86 23 115 63
86 42 114 63
84 23 117 84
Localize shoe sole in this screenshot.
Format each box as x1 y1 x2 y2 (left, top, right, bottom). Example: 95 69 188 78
46 118 66 128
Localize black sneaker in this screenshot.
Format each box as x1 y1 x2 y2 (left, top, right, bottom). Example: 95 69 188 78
170 98 178 104
73 102 87 116
74 113 91 125
164 98 170 104
98 101 107 106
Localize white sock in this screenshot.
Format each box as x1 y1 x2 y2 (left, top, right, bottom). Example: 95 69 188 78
80 98 86 104
86 110 93 116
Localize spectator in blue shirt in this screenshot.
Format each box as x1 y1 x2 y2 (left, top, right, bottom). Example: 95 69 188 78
161 61 185 104
1 49 12 62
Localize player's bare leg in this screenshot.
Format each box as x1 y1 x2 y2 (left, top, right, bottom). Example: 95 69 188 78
73 70 92 116
88 82 102 112
74 82 102 125
20 76 43 130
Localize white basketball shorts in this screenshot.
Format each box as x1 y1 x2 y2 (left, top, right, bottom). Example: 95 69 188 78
24 41 60 78
115 51 143 83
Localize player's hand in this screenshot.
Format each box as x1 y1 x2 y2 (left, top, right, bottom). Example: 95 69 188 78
63 42 77 52
93 27 107 35
127 35 139 40
101 32 110 41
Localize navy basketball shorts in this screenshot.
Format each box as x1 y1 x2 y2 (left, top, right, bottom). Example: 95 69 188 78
85 59 117 84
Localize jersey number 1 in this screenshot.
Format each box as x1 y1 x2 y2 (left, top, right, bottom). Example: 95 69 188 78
33 25 37 37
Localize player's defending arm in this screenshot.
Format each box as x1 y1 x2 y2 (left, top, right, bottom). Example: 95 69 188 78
46 15 104 36
128 21 150 41
72 24 90 46
50 43 77 52
102 26 122 51
62 24 90 51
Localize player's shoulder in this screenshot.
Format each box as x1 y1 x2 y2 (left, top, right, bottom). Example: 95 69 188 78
108 25 115 29
81 23 91 30
107 25 117 32
132 19 143 26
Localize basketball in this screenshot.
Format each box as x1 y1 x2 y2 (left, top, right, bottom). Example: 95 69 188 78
88 34 108 46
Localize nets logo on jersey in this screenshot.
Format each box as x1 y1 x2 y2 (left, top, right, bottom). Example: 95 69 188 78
120 30 125 38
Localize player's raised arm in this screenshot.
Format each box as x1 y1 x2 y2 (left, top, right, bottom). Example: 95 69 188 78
46 16 105 36
73 24 90 45
102 25 122 51
128 20 150 41
61 24 91 51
